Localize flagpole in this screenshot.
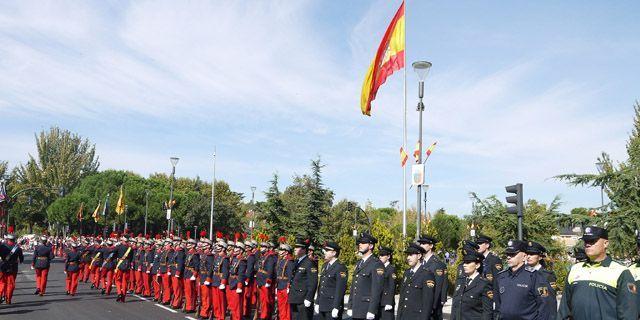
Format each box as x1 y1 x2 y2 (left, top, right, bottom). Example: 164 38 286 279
402 0 407 238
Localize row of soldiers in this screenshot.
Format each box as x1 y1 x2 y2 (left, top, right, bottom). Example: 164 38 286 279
25 224 640 320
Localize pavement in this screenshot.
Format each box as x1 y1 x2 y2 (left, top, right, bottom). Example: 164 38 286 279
1 253 453 320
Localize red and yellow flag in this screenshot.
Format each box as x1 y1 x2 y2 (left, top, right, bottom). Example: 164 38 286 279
115 185 125 215
399 147 408 167
92 201 101 223
413 140 420 163
425 141 437 159
76 202 84 222
360 1 405 116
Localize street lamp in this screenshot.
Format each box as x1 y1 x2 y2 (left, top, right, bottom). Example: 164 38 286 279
168 157 179 234
144 190 150 235
596 161 605 208
412 60 432 239
124 204 128 231
210 149 216 239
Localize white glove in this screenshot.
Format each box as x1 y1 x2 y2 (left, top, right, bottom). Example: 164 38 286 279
331 308 339 318
64 271 67 275
236 288 243 293
265 282 271 288
384 305 392 311
146 271 150 274
346 310 353 317
190 275 196 281
219 284 226 290
31 266 34 270
314 305 319 314
304 300 311 307
175 274 180 278
167 271 172 275
204 281 210 286
286 287 289 293
366 312 375 320
244 280 249 286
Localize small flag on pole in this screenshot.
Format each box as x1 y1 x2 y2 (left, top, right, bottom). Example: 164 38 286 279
400 147 408 167
115 185 125 215
92 201 101 223
76 202 85 222
102 194 110 216
413 141 421 163
424 141 438 162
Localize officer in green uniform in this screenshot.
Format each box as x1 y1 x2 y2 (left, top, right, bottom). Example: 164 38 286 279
558 226 638 320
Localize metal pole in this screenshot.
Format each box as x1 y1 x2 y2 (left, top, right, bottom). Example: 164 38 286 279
402 11 408 238
168 164 175 234
1 177 8 236
600 185 604 208
416 81 424 240
210 149 216 239
144 190 149 235
124 205 128 231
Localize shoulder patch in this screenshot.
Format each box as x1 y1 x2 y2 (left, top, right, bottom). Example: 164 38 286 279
495 264 502 270
391 273 396 279
628 282 637 294
537 286 549 297
311 267 318 273
339 271 346 278
486 290 494 300
376 268 384 275
426 280 435 288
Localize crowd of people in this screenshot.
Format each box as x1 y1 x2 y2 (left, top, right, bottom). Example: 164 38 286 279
0 224 639 319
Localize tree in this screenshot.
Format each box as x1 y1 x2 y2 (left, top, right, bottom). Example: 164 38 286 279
555 101 640 258
12 127 99 231
260 173 289 237
430 209 463 252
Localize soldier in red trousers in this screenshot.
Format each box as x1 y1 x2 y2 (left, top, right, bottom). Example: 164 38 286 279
256 238 277 320
114 236 133 302
199 238 214 320
170 238 186 309
64 242 81 296
275 240 294 320
227 240 247 320
211 240 230 320
32 236 54 296
0 234 24 304
183 236 200 313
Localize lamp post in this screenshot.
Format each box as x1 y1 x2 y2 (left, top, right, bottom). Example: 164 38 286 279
144 190 149 235
168 157 179 234
210 149 216 239
124 204 128 231
595 161 605 208
412 60 432 240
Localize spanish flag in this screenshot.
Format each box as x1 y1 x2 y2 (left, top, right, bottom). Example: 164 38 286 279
92 201 101 223
360 1 405 116
400 147 408 167
424 141 437 161
115 185 125 215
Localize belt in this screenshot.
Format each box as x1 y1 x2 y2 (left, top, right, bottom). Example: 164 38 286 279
37 257 48 260
69 262 78 265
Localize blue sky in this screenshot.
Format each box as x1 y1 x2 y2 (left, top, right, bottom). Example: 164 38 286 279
1 1 639 216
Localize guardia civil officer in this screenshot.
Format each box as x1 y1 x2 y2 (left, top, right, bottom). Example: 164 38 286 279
558 226 638 320
315 241 347 320
378 247 396 320
525 241 557 319
396 243 435 320
493 240 553 320
347 233 384 320
451 251 492 320
475 234 503 285
416 235 447 320
289 238 319 320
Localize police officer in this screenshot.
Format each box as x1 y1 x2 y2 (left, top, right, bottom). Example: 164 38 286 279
558 226 638 320
416 235 448 320
347 232 384 320
494 239 553 320
378 246 396 320
32 235 54 296
289 238 319 320
628 231 640 313
0 234 23 304
525 241 557 319
455 240 480 285
315 241 347 320
451 251 492 320
396 243 435 320
475 234 503 285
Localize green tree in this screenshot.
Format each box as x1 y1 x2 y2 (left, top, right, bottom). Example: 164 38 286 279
555 101 640 258
430 209 463 252
260 173 289 237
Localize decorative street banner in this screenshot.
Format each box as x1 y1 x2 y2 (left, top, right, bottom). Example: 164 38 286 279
411 164 425 186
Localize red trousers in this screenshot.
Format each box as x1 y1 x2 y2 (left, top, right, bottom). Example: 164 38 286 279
257 285 274 320
115 270 130 297
102 269 115 294
35 268 50 294
0 272 17 303
276 288 290 320
135 270 143 294
161 273 172 303
212 286 227 320
65 271 79 295
153 274 162 300
243 280 256 316
171 276 183 308
142 272 152 296
184 277 197 311
91 266 101 287
199 285 212 318
227 287 244 320
127 269 135 292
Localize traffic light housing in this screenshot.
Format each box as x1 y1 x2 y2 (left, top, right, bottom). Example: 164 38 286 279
505 183 523 217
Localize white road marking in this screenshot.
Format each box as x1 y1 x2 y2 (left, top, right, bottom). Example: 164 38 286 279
133 294 148 301
155 303 178 313
185 316 198 320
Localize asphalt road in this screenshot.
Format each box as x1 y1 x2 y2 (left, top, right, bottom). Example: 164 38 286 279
1 253 455 320
0 253 200 320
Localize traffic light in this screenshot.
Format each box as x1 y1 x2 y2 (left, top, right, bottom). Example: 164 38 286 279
505 183 523 217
